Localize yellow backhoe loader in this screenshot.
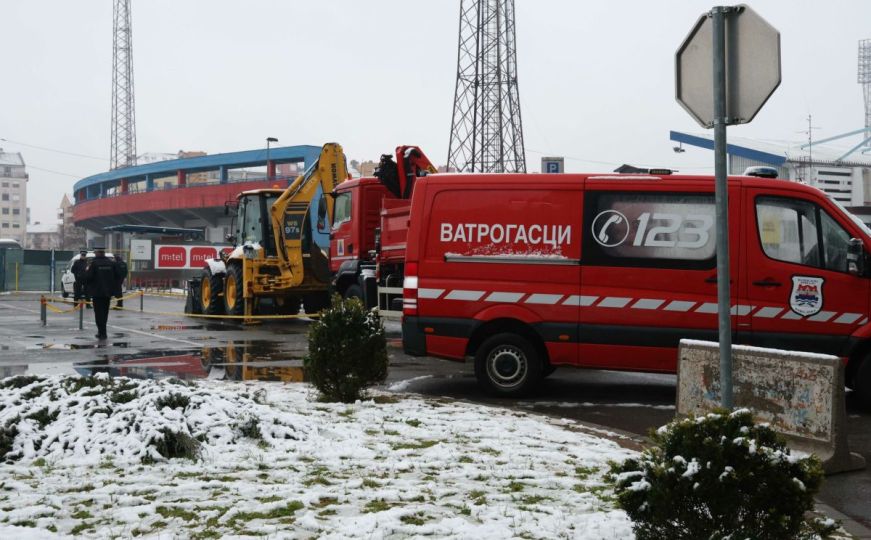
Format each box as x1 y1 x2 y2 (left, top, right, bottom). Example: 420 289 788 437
185 143 348 319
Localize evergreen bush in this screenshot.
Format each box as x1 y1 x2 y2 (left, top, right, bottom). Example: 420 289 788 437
608 409 837 540
304 295 388 403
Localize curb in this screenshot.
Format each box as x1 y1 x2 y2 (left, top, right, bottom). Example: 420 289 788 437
815 502 871 539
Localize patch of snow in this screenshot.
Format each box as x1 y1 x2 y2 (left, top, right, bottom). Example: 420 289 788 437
387 375 434 392
0 376 638 538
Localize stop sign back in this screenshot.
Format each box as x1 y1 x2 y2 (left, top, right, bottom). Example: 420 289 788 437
675 4 781 128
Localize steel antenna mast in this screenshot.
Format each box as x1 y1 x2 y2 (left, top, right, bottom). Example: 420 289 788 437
110 0 137 170
859 39 871 149
447 0 526 173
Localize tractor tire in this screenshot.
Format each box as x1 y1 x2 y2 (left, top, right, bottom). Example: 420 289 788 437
303 292 330 314
200 268 225 316
474 333 543 397
223 263 245 316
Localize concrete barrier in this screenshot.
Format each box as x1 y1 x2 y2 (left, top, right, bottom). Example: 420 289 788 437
677 339 865 474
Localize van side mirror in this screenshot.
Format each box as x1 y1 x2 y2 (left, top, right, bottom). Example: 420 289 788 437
847 238 866 276
316 198 328 233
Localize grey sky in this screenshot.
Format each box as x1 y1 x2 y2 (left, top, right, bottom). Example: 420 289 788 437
2 0 870 225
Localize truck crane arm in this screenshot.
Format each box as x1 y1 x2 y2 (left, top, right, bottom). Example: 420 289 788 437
374 145 437 199
269 142 349 289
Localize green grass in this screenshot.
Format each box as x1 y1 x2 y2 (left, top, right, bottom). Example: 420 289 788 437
11 520 36 527
256 495 283 503
458 455 474 464
311 496 338 508
70 522 94 535
506 481 525 493
156 505 197 522
70 510 93 519
391 440 439 451
400 512 428 526
225 501 304 527
363 499 396 513
362 478 381 488
575 465 598 479
404 419 422 428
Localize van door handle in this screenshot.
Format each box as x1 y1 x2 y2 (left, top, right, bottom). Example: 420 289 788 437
752 279 782 287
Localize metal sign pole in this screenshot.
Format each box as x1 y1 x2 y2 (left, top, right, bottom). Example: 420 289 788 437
712 6 733 409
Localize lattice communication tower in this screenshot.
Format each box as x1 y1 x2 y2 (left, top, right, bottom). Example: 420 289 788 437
447 0 526 173
110 0 137 170
860 40 871 135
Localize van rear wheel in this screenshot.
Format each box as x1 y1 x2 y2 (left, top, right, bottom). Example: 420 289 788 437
474 333 543 397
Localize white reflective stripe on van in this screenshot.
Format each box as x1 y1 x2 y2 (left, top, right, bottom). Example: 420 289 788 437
485 292 524 303
597 297 631 308
423 289 868 325
418 288 444 299
835 313 863 324
753 307 783 318
695 303 719 314
632 299 665 310
729 305 756 316
444 290 485 301
664 300 696 312
561 295 598 306
525 294 563 305
808 311 836 323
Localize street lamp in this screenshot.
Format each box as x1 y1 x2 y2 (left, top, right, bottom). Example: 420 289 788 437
266 137 278 180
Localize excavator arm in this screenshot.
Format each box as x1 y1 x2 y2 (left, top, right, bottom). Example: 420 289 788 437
269 142 349 289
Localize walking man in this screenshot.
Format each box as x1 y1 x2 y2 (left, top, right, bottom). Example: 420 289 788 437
112 255 128 309
85 246 117 340
71 249 88 303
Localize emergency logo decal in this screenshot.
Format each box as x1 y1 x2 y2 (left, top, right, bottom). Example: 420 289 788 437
790 276 825 317
591 210 630 247
336 239 345 257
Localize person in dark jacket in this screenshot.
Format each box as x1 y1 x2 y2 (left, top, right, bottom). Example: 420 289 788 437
71 249 88 302
112 256 128 309
84 246 118 340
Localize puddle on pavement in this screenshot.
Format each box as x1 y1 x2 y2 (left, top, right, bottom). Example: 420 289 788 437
149 323 233 332
29 342 130 350
65 340 307 382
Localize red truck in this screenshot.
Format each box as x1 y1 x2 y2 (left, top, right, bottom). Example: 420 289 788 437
394 171 871 405
326 146 435 314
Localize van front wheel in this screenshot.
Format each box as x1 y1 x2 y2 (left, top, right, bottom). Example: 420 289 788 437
474 333 543 397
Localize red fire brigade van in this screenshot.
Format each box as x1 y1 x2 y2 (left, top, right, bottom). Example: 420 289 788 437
400 172 871 402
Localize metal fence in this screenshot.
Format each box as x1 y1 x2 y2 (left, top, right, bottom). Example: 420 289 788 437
0 249 74 292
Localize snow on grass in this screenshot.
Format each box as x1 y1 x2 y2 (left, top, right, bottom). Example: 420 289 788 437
0 375 636 538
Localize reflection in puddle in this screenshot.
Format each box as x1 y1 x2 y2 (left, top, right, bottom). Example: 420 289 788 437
70 341 306 383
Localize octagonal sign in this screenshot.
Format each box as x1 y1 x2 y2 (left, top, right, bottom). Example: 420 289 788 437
676 5 781 128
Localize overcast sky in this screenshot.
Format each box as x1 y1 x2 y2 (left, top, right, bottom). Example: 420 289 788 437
2 0 870 225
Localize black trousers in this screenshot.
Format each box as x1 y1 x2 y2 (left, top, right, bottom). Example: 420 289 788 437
92 297 111 337
73 281 84 300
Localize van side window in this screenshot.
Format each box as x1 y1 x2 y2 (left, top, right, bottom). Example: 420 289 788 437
755 196 851 272
821 210 851 272
333 192 352 226
583 192 716 269
756 198 819 267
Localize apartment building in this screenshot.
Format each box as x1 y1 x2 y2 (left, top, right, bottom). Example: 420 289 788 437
0 150 27 245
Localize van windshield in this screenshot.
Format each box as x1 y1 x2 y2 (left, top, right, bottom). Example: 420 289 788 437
830 198 871 239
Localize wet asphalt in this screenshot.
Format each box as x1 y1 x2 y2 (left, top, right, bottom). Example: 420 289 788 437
0 292 869 531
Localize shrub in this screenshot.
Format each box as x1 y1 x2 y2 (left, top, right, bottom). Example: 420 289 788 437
608 409 836 540
304 295 388 403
